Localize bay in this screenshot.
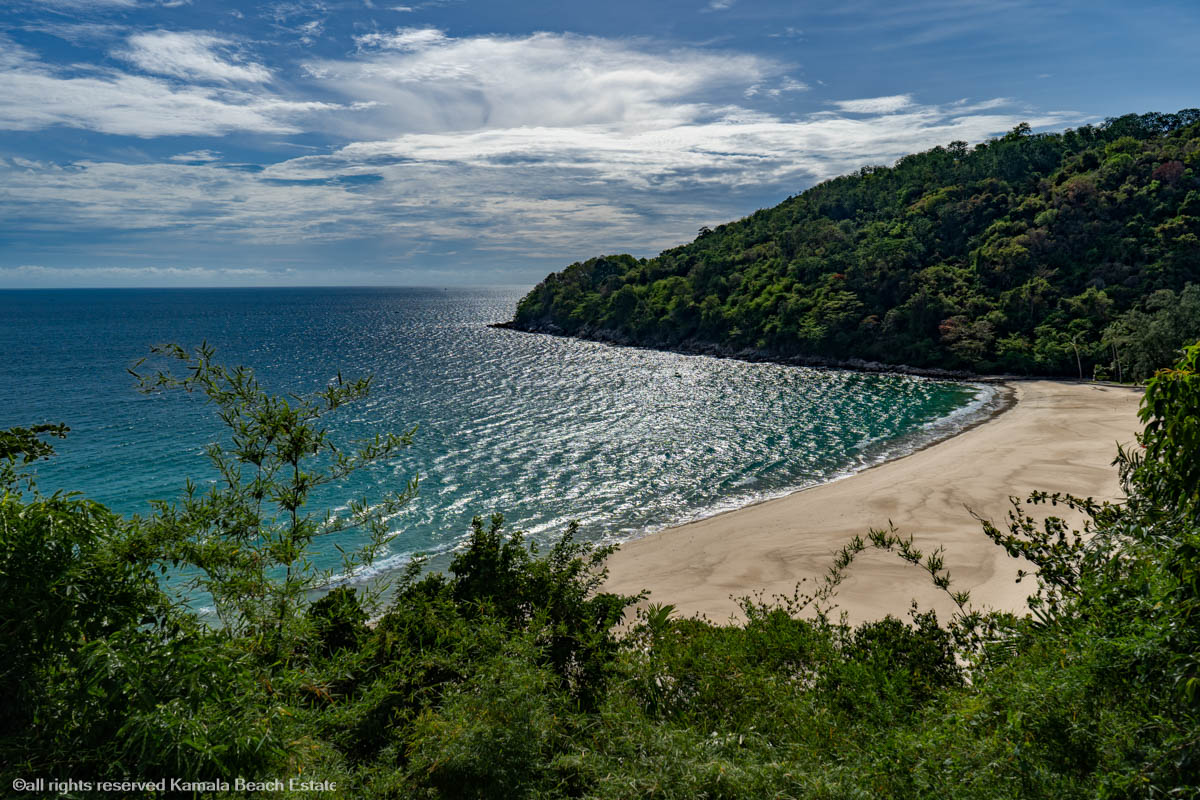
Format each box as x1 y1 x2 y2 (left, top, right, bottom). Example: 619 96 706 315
0 286 995 582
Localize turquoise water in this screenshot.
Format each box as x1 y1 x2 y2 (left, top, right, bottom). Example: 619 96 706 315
0 287 996 581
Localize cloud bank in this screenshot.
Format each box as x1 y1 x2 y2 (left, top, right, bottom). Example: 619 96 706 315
0 27 1081 283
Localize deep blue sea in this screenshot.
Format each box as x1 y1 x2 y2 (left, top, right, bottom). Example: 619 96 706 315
0 287 996 586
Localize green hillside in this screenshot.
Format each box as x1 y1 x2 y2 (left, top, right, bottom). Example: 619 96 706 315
512 110 1200 378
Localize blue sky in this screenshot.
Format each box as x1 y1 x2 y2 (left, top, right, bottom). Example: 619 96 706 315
1 0 1198 288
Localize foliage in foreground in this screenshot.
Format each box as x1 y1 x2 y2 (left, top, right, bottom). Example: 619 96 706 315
2 345 1199 798
513 110 1200 378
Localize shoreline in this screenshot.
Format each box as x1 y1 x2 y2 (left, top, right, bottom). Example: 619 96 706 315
599 380 1015 544
492 320 1015 382
601 380 1143 626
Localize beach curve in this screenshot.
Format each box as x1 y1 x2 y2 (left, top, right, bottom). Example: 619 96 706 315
602 380 1144 626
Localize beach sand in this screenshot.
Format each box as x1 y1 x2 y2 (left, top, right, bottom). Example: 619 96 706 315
602 380 1144 626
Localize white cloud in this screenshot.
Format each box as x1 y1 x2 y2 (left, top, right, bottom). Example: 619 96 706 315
0 158 377 245
705 0 736 10
767 76 809 97
31 0 137 7
2 265 268 280
0 97 1082 269
834 94 914 114
0 39 342 136
0 70 338 136
0 28 1084 281
169 149 222 162
354 26 447 51
279 101 1074 194
305 31 773 136
24 23 126 45
0 36 38 70
297 19 324 44
117 31 272 84
949 97 1013 113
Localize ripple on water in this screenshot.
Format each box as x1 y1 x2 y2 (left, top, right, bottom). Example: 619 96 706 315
1 287 995 589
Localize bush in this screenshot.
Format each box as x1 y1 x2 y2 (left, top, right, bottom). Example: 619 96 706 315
5 344 1200 796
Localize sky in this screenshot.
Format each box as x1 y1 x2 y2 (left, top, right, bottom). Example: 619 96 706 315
1 1 1198 288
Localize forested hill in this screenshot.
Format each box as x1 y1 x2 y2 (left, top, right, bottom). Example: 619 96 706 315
509 110 1200 378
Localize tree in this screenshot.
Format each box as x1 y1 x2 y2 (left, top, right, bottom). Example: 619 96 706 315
0 423 68 489
1104 285 1200 381
1133 341 1200 518
0 423 290 779
130 343 418 660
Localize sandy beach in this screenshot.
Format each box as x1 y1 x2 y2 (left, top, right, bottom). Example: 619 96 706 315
603 380 1144 625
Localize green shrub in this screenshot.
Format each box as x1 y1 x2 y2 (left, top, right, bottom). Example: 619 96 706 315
6 343 1200 797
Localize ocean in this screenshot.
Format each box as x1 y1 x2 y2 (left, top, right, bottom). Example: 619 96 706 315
0 286 997 584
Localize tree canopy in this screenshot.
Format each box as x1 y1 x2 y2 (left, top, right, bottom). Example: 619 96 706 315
512 110 1200 378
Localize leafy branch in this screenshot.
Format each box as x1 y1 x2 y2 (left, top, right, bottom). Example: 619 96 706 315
128 343 418 660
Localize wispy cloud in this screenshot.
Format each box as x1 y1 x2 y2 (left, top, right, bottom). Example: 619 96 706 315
354 26 447 51
2 264 268 279
0 37 342 136
30 0 137 7
23 22 126 45
0 95 1081 267
0 70 339 136
296 19 324 44
304 30 773 136
117 31 272 83
265 1 329 45
745 76 808 99
282 99 1074 194
834 94 913 114
0 264 281 288
767 77 808 97
0 36 37 70
169 149 222 162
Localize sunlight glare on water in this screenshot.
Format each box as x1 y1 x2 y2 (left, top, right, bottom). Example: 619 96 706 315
0 287 995 582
